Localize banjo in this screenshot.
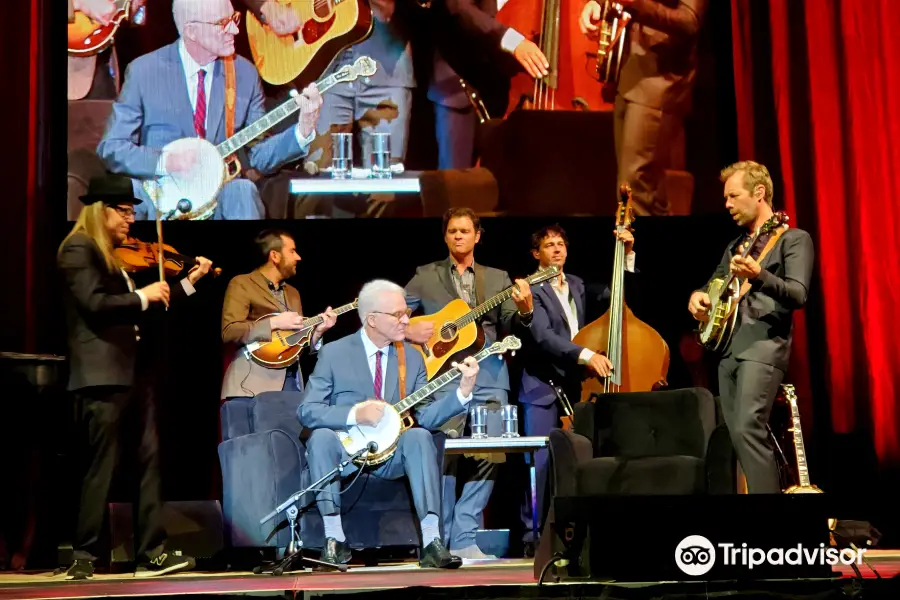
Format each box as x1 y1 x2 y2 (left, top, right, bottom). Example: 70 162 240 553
338 335 522 467
143 56 377 220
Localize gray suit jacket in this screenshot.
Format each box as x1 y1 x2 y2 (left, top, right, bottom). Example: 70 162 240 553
701 228 814 371
405 258 528 391
618 0 709 112
97 41 307 185
297 331 466 431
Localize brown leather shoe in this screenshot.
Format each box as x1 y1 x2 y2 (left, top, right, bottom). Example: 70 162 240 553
419 539 462 569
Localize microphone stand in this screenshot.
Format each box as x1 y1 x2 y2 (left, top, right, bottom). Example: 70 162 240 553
254 444 374 575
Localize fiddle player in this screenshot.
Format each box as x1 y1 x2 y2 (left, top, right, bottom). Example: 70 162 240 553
688 161 814 493
297 280 476 569
579 0 709 216
57 174 213 579
404 207 533 560
517 224 634 551
220 229 337 401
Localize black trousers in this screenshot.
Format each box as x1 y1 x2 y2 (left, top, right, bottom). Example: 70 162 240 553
717 356 785 494
73 385 165 562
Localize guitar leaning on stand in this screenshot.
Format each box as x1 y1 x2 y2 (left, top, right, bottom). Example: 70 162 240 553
142 56 377 221
409 267 558 380
244 300 359 368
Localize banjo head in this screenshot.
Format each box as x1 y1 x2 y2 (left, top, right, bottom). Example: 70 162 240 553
151 137 224 220
339 404 403 465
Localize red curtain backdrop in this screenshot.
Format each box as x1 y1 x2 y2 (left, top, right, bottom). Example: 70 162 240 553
731 0 900 466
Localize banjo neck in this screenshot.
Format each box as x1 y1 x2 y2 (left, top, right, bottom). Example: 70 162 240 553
215 72 345 160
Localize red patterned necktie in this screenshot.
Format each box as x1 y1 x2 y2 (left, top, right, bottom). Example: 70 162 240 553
373 350 383 400
194 69 207 138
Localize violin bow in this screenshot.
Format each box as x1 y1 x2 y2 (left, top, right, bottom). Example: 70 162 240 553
143 180 168 309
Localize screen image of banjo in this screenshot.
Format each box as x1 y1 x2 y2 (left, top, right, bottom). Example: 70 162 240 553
65 0 714 221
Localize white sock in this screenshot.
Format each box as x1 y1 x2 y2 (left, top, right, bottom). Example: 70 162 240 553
323 515 345 543
421 513 440 547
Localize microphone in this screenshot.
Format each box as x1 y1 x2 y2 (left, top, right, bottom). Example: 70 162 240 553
366 441 378 453
177 199 193 214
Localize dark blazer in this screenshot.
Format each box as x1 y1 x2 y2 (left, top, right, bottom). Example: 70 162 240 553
57 232 191 391
617 0 709 112
701 228 814 371
405 258 528 390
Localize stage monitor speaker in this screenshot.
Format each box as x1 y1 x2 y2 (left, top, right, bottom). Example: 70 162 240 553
109 501 224 568
541 494 837 583
479 110 617 216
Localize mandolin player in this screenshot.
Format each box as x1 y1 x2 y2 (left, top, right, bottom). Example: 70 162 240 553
688 161 814 494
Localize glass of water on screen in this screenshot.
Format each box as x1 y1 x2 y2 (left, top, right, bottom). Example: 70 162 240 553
331 133 352 179
370 132 391 179
469 404 488 439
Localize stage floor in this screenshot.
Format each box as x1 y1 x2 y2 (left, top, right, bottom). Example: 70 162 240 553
1 553 898 600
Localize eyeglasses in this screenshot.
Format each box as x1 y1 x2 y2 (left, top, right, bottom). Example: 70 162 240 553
190 11 241 31
112 205 136 219
372 308 413 320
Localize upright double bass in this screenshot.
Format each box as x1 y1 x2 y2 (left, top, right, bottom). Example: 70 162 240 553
572 184 669 402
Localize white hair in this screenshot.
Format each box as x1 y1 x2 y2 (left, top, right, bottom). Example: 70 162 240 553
172 0 215 36
357 279 406 322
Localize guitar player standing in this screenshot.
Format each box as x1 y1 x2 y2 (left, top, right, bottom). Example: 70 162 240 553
404 207 533 560
221 229 337 401
688 161 814 494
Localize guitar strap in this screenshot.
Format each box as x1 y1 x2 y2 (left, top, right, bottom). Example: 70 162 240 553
474 263 486 306
739 225 789 299
224 56 237 139
393 341 407 400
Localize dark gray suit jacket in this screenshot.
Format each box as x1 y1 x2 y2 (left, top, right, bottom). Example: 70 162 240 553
701 228 814 371
405 258 528 391
617 0 709 112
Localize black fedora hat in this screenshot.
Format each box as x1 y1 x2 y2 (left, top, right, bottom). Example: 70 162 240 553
79 174 143 206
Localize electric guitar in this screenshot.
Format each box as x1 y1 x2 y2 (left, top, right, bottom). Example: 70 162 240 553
245 0 374 86
68 0 146 56
697 211 789 352
243 299 358 368
409 265 559 380
338 336 522 466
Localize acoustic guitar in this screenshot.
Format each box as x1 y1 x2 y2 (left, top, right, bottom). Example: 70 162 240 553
243 299 358 368
68 0 146 56
245 0 374 86
409 265 559 380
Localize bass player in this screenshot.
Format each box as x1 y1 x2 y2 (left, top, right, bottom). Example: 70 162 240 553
404 207 533 560
688 161 814 494
221 229 337 401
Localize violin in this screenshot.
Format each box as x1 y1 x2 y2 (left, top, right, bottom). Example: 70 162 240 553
116 237 221 278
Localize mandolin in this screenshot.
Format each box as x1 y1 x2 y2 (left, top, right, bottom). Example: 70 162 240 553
68 0 145 56
410 265 559 380
243 299 359 368
245 0 374 86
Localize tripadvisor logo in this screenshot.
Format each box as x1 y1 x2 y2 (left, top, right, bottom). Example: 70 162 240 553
675 535 866 576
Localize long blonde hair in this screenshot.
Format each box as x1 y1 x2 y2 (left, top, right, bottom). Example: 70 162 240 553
58 202 121 272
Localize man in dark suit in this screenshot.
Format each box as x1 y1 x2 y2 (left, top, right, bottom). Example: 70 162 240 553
57 175 214 579
689 161 814 493
298 279 477 569
517 224 634 546
580 0 709 216
404 207 534 560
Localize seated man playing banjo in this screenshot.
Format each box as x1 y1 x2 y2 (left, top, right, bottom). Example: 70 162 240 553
297 279 478 569
97 0 322 220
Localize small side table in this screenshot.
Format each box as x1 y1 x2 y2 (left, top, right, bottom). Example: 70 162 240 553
444 436 549 547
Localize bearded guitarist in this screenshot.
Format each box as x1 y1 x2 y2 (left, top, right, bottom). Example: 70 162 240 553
404 207 533 560
688 161 814 494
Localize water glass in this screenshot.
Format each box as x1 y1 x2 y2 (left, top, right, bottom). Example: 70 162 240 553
469 404 488 439
331 133 352 179
370 132 392 179
501 405 519 438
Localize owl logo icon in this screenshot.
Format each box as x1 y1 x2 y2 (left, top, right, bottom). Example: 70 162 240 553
675 535 716 576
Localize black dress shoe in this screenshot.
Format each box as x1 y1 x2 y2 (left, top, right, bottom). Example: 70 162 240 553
419 539 462 569
64 559 94 580
318 537 352 568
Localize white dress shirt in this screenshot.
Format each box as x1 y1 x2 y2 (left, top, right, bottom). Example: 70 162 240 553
157 41 312 176
347 329 473 425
